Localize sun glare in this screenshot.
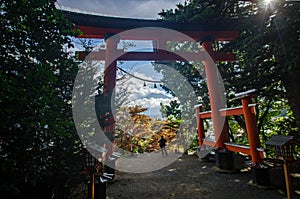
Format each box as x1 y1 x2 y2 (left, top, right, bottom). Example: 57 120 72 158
264 0 273 5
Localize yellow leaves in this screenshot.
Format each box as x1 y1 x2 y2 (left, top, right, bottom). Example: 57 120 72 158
115 105 178 153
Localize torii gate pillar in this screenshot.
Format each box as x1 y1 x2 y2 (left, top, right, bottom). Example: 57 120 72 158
104 33 119 96
103 33 119 162
200 36 229 148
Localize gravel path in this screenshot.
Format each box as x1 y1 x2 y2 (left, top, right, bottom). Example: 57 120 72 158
106 154 299 199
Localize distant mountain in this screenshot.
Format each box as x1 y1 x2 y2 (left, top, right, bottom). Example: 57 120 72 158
145 93 171 99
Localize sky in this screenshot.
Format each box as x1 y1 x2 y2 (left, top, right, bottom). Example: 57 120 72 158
114 42 174 119
58 0 186 118
57 0 185 19
116 62 173 119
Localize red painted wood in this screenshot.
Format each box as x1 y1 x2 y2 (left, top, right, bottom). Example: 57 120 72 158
195 105 205 147
76 25 239 41
77 50 236 62
225 143 264 158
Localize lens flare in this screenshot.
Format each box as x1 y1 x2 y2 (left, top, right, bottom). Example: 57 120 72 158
264 0 273 5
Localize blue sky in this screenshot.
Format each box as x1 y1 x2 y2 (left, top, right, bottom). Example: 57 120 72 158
58 0 186 118
57 0 185 19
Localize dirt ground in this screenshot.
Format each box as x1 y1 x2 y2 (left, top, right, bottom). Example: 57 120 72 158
106 154 300 199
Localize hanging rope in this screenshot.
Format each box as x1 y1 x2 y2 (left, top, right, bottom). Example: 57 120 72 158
117 66 162 83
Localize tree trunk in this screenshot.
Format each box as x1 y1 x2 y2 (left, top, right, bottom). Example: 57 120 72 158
281 67 300 133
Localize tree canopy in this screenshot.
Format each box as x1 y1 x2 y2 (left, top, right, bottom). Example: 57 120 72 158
158 0 299 143
0 0 81 198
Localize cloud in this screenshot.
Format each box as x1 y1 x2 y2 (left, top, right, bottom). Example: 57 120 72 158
57 0 185 19
57 0 186 118
116 62 174 118
128 0 184 19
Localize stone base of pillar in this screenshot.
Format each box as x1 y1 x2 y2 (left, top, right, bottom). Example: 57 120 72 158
251 167 271 186
215 150 234 171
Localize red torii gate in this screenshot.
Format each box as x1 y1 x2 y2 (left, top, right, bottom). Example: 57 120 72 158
63 10 262 165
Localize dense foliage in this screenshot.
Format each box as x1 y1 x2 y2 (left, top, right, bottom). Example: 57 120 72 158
115 105 179 153
0 1 81 198
158 0 299 146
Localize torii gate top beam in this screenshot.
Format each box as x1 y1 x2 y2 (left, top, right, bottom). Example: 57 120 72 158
62 11 240 41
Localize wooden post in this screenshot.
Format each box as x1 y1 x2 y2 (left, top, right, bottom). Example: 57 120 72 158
90 173 94 199
201 36 228 148
195 105 205 147
104 33 119 96
283 162 293 199
241 96 261 163
103 33 120 161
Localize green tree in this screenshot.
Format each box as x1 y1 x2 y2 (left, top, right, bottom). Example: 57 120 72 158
0 1 81 198
262 0 300 131
160 100 182 120
158 0 299 142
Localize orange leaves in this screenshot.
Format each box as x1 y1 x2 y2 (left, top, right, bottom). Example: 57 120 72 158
115 105 179 153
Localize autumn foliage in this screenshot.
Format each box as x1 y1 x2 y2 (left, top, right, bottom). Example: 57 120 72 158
115 105 178 153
